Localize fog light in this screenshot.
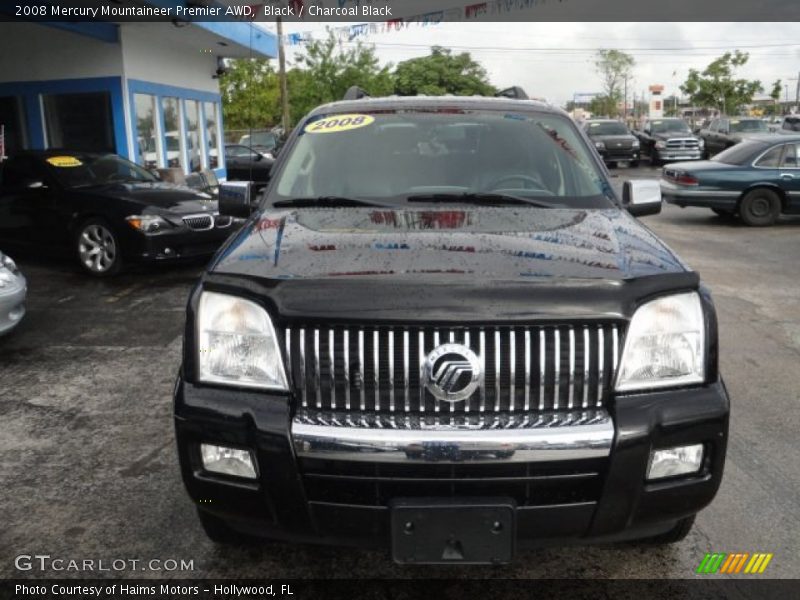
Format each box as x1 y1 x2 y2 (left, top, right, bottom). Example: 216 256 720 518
200 443 257 479
647 444 704 480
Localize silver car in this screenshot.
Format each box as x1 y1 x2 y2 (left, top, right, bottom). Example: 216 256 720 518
0 251 26 335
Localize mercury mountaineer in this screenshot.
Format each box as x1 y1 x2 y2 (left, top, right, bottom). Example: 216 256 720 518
174 91 729 564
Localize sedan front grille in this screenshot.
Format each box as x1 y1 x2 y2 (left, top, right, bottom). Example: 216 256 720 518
283 324 621 415
665 138 700 149
182 214 214 231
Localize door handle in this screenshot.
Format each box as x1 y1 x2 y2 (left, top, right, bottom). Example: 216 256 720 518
780 173 795 180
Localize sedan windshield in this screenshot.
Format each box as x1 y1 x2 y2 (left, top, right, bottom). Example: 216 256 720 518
268 110 614 209
586 121 629 136
46 154 158 188
650 120 691 134
730 119 767 133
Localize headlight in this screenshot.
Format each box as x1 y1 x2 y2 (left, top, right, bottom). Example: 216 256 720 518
197 291 288 390
594 141 605 149
0 252 19 275
698 138 705 148
655 141 666 149
615 292 705 392
126 215 169 233
632 140 640 148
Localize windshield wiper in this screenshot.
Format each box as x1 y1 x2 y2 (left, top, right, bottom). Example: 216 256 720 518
406 193 556 208
272 196 380 208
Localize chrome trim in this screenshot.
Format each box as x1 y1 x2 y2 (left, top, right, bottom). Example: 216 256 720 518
343 329 350 410
597 326 604 404
328 328 336 410
314 329 321 409
285 327 292 388
299 328 306 408
373 330 379 409
582 326 590 409
464 330 471 414
358 329 365 411
567 328 575 409
433 330 440 414
494 329 501 412
403 329 409 413
388 329 395 412
292 409 614 464
181 213 214 231
553 328 561 410
479 329 486 413
538 329 545 411
509 329 516 412
524 329 531 412
418 330 425 413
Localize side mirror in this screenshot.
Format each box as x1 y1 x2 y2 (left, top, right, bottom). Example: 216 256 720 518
219 181 255 218
623 179 662 217
254 153 264 162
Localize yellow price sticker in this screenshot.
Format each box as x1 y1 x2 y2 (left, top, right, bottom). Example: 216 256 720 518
47 156 83 168
305 114 375 134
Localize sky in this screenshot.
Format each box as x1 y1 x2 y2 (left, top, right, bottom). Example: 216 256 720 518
269 22 800 107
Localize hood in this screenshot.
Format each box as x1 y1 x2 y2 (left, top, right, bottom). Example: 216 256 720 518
212 207 689 282
652 131 696 141
78 182 217 214
206 207 695 321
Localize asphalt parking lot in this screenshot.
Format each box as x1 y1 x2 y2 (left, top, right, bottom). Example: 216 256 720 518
1 165 799 580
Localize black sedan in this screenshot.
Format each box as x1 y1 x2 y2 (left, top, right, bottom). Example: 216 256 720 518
0 151 239 276
660 134 800 226
583 119 640 166
224 144 274 184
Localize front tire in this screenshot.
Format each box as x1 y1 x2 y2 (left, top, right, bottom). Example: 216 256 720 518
739 188 781 227
75 218 122 276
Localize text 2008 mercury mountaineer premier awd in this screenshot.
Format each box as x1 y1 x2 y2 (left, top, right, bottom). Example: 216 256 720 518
174 93 729 564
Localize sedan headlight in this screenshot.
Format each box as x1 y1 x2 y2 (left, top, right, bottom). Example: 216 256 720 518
698 138 705 148
197 291 288 390
126 215 170 233
594 141 606 150
655 141 666 149
615 292 705 392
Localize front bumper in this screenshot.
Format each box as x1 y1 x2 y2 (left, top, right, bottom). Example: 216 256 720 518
174 376 729 550
598 148 640 162
0 276 27 335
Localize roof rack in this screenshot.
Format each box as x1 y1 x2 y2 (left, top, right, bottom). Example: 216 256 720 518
343 86 370 101
495 86 529 100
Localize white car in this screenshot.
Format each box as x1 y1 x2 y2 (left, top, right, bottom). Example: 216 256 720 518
0 251 26 335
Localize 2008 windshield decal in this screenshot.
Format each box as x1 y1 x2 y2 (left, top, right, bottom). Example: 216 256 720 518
304 114 375 134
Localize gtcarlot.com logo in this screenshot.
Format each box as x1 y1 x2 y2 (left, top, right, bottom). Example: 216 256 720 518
696 552 773 574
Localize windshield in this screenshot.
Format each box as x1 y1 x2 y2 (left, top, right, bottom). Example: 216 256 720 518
730 119 767 133
586 121 629 136
267 110 614 209
650 120 691 134
712 141 767 165
46 154 158 188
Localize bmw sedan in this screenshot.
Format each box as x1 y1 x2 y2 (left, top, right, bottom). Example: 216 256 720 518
660 134 800 226
0 151 240 276
0 250 26 336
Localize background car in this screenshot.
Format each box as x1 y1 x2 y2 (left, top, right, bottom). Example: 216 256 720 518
697 117 769 157
582 119 640 167
660 134 800 226
238 130 279 155
775 115 800 134
0 250 26 335
224 144 274 184
635 118 704 166
0 151 238 276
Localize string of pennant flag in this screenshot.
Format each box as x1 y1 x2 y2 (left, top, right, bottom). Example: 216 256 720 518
282 0 555 46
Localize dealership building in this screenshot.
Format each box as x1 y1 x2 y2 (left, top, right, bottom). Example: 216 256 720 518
0 8 276 180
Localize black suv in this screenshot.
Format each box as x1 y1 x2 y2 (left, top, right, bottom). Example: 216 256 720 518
174 95 729 564
583 119 641 167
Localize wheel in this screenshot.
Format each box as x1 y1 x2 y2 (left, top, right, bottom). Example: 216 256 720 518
636 516 695 545
738 188 781 227
197 509 249 545
629 160 639 168
75 218 122 276
711 208 735 218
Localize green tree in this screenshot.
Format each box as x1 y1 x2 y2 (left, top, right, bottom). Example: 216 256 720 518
289 31 395 124
680 51 763 115
218 58 281 130
594 49 635 115
393 47 495 96
588 95 618 118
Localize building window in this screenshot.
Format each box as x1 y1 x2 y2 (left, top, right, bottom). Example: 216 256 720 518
43 92 114 151
0 96 26 156
161 96 183 170
133 93 158 169
184 99 201 172
204 101 220 169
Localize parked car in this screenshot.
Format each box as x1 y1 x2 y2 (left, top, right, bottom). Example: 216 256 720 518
0 250 26 335
660 134 800 226
775 115 800 134
174 93 729 562
224 144 274 184
238 130 279 155
582 119 640 167
0 151 240 276
697 117 768 157
636 118 704 166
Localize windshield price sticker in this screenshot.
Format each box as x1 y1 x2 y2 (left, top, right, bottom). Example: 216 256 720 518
46 156 83 168
305 114 375 134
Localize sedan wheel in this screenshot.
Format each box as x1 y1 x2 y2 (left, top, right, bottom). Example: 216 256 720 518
77 220 122 276
739 189 781 227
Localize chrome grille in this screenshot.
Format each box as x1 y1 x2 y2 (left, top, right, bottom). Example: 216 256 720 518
182 214 214 231
284 324 621 414
665 138 700 149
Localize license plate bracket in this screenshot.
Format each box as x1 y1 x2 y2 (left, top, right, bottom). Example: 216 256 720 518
390 498 515 565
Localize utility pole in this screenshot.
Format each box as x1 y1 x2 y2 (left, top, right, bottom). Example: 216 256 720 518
276 17 290 134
